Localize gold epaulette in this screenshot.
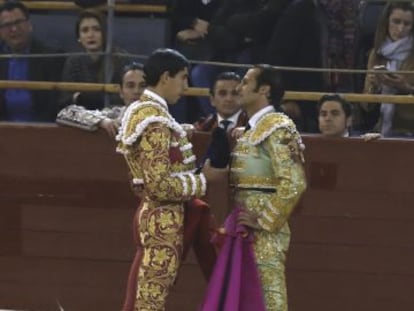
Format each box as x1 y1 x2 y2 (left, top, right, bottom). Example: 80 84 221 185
249 112 296 146
116 100 187 148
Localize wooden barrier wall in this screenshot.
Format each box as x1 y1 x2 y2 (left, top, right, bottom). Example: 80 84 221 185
0 123 413 311
289 135 414 311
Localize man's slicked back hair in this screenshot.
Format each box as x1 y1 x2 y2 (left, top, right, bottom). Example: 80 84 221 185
210 71 241 95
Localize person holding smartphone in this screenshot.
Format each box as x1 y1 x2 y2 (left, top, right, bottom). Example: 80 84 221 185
362 1 414 137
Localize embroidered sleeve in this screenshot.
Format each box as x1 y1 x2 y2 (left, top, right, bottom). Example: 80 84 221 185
132 123 206 202
256 128 307 233
185 170 207 198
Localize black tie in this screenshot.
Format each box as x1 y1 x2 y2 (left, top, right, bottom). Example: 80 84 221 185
244 123 251 132
220 119 231 131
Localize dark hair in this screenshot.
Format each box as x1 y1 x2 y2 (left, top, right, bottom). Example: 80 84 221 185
317 94 352 118
253 64 285 108
119 61 144 86
372 2 414 65
75 9 106 45
74 0 106 8
209 71 241 95
374 2 414 49
144 48 189 87
0 0 30 19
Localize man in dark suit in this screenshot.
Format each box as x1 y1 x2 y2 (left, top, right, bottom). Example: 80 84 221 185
194 71 247 132
0 1 64 122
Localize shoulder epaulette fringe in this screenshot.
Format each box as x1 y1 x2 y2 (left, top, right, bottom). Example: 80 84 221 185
116 101 186 146
249 112 296 146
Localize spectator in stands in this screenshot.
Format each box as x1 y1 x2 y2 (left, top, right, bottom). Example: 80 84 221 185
207 0 292 62
193 72 246 171
59 9 129 110
318 94 353 137
0 0 64 122
264 0 329 133
190 0 292 116
194 71 247 132
170 0 219 61
318 0 359 92
318 93 381 141
362 1 414 138
57 62 145 138
168 0 221 124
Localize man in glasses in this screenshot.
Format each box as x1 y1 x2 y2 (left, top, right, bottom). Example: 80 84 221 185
0 0 63 122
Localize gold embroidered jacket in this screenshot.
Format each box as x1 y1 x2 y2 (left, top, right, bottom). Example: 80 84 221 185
117 89 207 310
116 90 206 202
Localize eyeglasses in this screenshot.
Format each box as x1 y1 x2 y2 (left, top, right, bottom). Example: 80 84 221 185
0 18 28 30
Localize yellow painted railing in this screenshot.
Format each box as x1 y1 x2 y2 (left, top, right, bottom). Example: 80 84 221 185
1 80 414 104
0 1 167 13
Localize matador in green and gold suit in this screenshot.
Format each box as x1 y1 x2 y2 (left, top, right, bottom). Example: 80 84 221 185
230 106 307 310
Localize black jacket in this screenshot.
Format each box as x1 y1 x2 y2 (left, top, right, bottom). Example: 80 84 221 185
0 39 64 122
208 0 292 54
59 48 129 110
170 0 219 36
265 0 326 92
74 0 106 8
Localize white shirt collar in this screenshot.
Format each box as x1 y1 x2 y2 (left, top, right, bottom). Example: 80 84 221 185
248 105 275 129
143 89 169 111
217 110 242 130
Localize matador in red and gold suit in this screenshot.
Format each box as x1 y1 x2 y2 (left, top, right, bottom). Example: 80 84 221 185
117 89 216 311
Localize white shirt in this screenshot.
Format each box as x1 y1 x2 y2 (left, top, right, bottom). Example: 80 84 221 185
247 105 275 129
217 110 242 131
143 89 169 111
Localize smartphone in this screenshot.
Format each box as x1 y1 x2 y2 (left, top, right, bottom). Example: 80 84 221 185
373 65 398 79
373 65 387 70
